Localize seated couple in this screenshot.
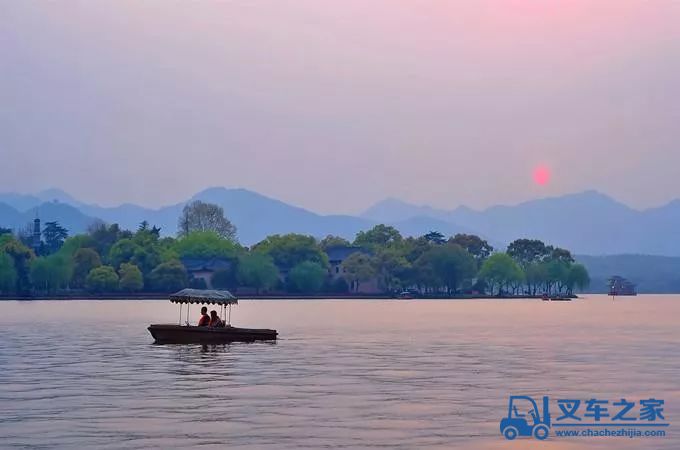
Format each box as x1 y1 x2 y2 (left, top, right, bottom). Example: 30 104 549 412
197 306 225 328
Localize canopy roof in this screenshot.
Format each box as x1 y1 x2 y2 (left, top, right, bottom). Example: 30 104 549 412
169 289 238 305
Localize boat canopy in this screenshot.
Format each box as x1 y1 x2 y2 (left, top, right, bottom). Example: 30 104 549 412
169 288 238 306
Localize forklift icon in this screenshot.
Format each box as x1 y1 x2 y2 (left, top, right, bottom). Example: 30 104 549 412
500 395 551 440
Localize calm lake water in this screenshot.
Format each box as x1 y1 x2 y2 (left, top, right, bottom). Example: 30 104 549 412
0 295 678 449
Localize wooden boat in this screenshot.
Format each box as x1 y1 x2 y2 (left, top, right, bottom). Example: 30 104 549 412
549 297 572 302
148 289 277 344
148 324 277 344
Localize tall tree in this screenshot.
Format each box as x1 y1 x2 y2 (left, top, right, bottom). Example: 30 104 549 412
236 253 279 294
415 243 476 295
43 221 69 254
118 263 144 292
173 231 240 259
30 255 72 293
0 236 34 293
148 260 188 292
567 264 590 295
72 248 102 288
525 262 548 296
373 247 410 292
319 235 351 251
88 222 132 259
549 247 575 264
86 266 119 293
253 234 328 271
507 239 551 268
478 253 524 296
354 225 402 249
178 200 237 242
545 260 570 294
423 231 446 245
287 261 326 293
341 252 376 292
0 253 17 293
449 234 493 262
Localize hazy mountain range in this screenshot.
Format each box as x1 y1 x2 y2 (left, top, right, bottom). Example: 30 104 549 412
1 188 680 257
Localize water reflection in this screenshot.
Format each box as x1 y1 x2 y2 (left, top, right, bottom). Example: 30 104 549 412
0 296 678 449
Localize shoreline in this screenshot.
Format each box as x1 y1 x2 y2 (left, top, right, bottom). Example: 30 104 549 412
0 293 579 301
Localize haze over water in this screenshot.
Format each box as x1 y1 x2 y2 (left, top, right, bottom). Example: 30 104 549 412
0 295 677 449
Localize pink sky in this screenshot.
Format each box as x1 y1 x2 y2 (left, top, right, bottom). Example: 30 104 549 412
1 1 679 213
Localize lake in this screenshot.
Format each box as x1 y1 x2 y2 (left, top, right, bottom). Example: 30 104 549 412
0 295 678 449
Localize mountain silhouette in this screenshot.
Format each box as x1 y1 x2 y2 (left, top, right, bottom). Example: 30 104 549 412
2 188 680 255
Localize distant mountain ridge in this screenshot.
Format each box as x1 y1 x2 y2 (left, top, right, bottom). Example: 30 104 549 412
2 188 680 255
362 190 680 256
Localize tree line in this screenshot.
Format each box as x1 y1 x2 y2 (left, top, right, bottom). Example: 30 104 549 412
0 200 589 296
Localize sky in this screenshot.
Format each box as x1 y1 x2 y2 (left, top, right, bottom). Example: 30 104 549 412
1 1 679 214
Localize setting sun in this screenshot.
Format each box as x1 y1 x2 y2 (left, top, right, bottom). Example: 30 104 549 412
533 165 551 186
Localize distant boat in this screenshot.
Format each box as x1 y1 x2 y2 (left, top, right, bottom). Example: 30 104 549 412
608 276 637 296
541 293 571 302
148 289 277 344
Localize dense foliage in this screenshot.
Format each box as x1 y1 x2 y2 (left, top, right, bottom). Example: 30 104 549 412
0 202 590 296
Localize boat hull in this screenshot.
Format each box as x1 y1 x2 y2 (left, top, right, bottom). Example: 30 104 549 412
148 324 277 344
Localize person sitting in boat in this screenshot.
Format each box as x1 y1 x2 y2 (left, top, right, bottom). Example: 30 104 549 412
209 310 224 328
197 306 210 327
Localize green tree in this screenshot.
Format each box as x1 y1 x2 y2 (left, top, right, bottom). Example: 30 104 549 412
108 234 161 275
449 234 493 262
58 235 96 258
254 234 328 272
545 260 570 294
507 239 551 268
85 265 119 293
119 263 144 292
0 236 34 293
423 231 446 245
373 247 410 292
414 244 476 295
72 248 102 288
566 263 590 295
237 253 279 294
30 255 73 293
88 222 132 259
402 236 433 263
288 261 326 293
354 225 402 249
108 238 141 268
478 253 524 296
319 235 351 251
42 221 69 254
148 260 188 292
550 247 575 264
173 231 240 259
178 200 237 242
525 262 548 296
0 252 17 293
341 252 376 292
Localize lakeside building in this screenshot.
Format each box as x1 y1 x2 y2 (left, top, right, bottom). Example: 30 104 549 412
325 245 381 294
181 257 232 289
